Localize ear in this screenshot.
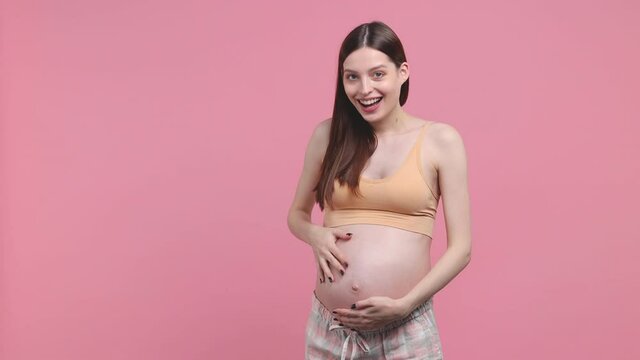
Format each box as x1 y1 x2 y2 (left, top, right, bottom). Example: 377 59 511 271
399 62 409 84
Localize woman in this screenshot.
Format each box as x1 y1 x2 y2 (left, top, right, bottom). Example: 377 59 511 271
287 21 472 360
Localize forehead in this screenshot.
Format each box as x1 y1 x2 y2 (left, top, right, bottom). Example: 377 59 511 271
343 47 392 72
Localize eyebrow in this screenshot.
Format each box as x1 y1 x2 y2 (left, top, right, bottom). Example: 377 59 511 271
343 64 387 73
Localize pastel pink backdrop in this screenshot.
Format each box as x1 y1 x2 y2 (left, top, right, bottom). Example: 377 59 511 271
2 1 639 359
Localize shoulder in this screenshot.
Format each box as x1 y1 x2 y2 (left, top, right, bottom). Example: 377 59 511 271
314 118 332 139
304 118 332 163
427 121 465 147
424 120 467 169
311 117 332 148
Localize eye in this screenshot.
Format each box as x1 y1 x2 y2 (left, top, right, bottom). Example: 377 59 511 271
373 71 384 78
345 74 357 81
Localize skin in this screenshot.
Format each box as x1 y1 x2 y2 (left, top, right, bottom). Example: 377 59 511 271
287 46 472 331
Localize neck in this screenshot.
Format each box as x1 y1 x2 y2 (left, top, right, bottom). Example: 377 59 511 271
370 106 413 136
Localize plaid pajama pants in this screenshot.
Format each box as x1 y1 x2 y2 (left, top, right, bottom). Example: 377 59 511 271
305 291 443 359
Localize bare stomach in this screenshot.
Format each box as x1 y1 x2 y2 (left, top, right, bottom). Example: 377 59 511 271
314 224 433 312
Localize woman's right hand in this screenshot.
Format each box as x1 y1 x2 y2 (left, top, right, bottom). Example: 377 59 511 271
308 227 352 283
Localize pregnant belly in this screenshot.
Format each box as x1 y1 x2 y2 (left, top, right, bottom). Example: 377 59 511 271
314 224 433 312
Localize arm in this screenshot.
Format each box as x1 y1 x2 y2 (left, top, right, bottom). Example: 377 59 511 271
399 123 473 314
287 119 331 246
288 119 351 282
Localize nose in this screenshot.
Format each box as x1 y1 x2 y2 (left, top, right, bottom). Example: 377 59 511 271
360 77 372 95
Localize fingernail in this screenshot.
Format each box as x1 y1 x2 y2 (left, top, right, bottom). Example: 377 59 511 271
351 304 356 309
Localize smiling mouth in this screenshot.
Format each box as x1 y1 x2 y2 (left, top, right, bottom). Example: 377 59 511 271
357 96 383 108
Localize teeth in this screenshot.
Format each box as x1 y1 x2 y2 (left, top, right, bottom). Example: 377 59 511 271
359 97 382 105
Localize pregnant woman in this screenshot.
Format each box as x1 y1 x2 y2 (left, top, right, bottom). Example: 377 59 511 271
287 21 472 360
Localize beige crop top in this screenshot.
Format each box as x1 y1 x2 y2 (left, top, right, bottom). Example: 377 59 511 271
323 122 440 237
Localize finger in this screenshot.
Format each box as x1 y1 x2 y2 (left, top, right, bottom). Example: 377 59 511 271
338 311 360 319
333 231 353 241
345 315 376 327
317 259 325 283
320 258 335 283
329 246 349 270
325 251 346 276
333 308 364 318
353 299 375 309
337 316 365 328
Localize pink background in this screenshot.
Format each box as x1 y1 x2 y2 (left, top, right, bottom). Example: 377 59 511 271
2 1 639 359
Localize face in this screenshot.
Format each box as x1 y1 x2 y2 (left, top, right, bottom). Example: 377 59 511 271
342 47 408 121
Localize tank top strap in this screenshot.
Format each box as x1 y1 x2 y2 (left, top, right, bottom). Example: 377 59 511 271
414 121 431 151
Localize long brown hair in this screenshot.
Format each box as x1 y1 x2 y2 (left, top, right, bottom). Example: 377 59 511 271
314 21 410 210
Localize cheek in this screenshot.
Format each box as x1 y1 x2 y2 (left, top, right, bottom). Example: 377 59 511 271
343 84 356 96
381 85 402 100
380 82 398 93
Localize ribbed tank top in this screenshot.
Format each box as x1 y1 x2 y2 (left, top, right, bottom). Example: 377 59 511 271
323 122 440 237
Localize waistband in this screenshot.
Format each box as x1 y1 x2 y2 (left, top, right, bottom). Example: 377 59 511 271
311 290 433 337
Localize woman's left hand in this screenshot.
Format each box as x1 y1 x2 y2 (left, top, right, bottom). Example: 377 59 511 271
332 296 411 331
